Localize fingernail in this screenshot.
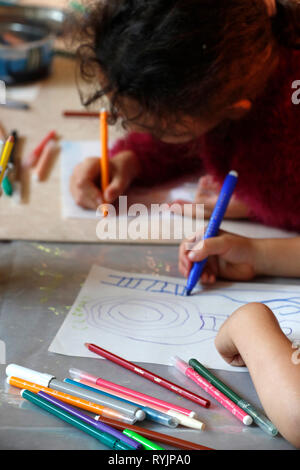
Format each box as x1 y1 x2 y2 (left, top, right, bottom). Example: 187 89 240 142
188 251 196 260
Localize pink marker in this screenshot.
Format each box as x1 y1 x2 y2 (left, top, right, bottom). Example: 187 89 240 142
171 356 253 426
69 367 197 418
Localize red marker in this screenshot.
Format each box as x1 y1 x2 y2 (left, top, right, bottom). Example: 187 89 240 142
25 130 57 168
85 343 210 408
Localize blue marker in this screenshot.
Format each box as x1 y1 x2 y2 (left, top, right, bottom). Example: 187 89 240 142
185 170 238 295
64 378 179 428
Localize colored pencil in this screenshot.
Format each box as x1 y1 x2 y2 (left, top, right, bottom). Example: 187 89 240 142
95 416 214 450
100 108 109 216
69 367 198 418
85 342 210 408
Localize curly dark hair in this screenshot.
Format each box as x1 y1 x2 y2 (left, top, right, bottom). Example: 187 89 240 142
73 0 300 135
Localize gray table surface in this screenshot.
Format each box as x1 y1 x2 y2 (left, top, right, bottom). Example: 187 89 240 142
0 240 298 450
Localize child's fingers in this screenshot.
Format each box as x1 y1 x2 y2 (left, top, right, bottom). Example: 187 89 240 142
74 181 103 209
169 200 204 219
187 235 228 262
70 157 103 209
104 174 127 203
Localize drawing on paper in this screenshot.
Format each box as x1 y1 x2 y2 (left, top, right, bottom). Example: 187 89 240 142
49 266 300 371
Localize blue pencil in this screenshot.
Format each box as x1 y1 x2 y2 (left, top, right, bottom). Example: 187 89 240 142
185 170 238 295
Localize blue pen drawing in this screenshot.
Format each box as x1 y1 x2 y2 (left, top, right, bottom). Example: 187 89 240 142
77 274 300 346
49 266 300 367
101 274 187 296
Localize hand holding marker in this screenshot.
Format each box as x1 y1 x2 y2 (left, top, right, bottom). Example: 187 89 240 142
185 170 238 295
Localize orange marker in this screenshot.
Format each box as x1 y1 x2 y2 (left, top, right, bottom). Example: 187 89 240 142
33 139 57 181
25 130 57 168
100 108 109 216
7 376 132 424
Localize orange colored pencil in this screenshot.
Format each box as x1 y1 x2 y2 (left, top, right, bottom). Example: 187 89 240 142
7 376 131 423
100 108 109 216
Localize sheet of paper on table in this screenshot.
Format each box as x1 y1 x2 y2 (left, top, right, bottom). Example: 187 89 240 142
49 265 300 371
60 140 298 243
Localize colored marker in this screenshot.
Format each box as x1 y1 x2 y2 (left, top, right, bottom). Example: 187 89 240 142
25 130 57 168
63 110 100 118
21 389 134 450
7 376 135 424
69 367 198 418
0 135 14 186
165 410 205 430
171 356 252 425
5 363 143 421
185 170 238 295
85 342 210 408
65 377 178 428
77 377 204 430
122 429 165 450
189 358 278 436
33 139 57 181
37 391 142 449
94 416 213 450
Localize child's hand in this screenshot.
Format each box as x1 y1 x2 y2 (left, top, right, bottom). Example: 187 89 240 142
170 174 249 219
70 150 140 209
178 231 258 284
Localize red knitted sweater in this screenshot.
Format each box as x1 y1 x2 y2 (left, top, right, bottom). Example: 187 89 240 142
110 49 300 231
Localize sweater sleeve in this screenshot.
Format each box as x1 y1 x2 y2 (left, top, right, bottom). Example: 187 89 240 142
109 132 203 186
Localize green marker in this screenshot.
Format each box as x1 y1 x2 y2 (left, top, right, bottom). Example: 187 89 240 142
2 174 13 196
189 358 278 437
21 390 135 450
123 429 165 450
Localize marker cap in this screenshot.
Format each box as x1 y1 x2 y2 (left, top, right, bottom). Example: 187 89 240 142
167 410 205 430
170 356 189 375
6 363 54 388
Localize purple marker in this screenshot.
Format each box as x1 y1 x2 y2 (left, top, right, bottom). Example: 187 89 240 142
37 391 142 450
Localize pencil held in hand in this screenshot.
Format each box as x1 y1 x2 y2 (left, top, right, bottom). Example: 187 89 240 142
100 109 109 216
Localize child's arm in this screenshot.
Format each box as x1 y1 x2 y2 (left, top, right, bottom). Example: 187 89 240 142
179 233 300 283
215 303 300 448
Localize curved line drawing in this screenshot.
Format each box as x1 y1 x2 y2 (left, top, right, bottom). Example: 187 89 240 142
80 293 297 347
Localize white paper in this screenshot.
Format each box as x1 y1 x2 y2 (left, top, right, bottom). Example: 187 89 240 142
49 265 300 371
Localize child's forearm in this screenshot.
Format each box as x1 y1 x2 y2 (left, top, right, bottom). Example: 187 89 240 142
253 237 300 278
220 304 300 447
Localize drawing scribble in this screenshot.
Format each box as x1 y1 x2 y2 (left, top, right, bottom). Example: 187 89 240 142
80 289 298 346
101 274 187 296
49 266 300 368
82 295 226 345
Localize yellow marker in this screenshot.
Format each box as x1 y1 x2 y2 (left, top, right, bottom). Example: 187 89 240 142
0 135 14 186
